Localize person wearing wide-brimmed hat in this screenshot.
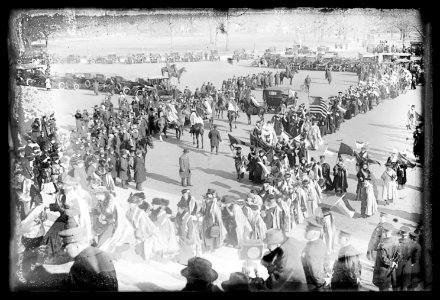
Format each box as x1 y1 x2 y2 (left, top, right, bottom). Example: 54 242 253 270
221 272 252 292
200 189 224 252
126 193 164 263
118 149 129 189
179 148 191 187
175 199 201 263
381 162 398 206
261 229 308 291
372 222 400 291
301 219 332 291
180 257 221 291
59 216 118 291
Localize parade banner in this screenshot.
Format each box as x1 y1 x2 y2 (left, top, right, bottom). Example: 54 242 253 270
331 194 355 218
228 134 250 147
338 142 354 156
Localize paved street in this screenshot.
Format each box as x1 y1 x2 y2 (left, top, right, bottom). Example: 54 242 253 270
18 59 423 291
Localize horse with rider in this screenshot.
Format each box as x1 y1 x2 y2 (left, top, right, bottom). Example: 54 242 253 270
161 63 187 84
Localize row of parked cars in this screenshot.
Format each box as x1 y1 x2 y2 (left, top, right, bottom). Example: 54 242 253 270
16 63 177 100
47 50 221 65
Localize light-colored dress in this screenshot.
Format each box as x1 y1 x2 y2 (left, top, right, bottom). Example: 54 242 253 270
381 169 398 201
365 184 378 216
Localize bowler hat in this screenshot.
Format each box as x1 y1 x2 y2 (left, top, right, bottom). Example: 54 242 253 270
180 257 218 282
263 229 286 245
221 272 251 292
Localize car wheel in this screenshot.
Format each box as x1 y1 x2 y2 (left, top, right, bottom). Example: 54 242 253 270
73 83 79 90
85 80 91 88
58 82 65 89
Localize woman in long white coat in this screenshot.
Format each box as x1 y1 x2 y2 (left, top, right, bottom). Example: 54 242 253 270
364 178 378 217
381 163 398 206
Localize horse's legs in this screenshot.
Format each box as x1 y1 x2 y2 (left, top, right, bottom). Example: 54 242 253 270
192 132 195 145
234 115 237 129
196 133 199 148
201 131 204 148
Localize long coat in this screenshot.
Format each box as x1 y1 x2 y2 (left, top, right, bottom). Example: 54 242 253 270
208 129 222 147
395 237 418 290
333 165 348 193
263 238 308 291
133 156 147 183
179 153 191 179
301 238 331 290
66 246 118 291
372 236 399 287
118 157 129 181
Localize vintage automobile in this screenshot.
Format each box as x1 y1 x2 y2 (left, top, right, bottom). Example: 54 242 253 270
66 54 81 64
410 41 423 57
150 53 161 63
263 87 297 112
316 54 336 71
301 55 318 70
16 63 47 86
359 53 378 64
51 72 82 90
209 50 220 61
132 53 148 64
106 53 118 64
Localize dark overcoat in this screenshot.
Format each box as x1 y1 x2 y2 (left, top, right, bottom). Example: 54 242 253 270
133 156 147 183
208 129 222 147
118 157 129 181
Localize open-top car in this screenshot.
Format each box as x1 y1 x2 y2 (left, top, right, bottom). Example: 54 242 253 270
51 72 82 90
263 87 298 112
16 63 47 86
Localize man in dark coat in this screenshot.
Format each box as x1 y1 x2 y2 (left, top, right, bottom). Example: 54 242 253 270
372 222 400 291
179 148 191 187
133 150 147 191
408 231 422 290
301 219 331 291
59 217 118 291
118 149 129 189
367 212 388 261
180 257 221 292
331 230 362 291
394 226 418 291
208 125 222 154
261 229 308 291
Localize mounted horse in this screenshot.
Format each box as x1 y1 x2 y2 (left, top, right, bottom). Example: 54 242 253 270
280 68 299 85
161 64 187 84
226 99 239 132
190 110 204 148
215 93 227 119
242 94 266 125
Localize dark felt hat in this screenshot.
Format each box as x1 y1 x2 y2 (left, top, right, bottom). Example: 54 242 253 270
263 228 286 245
152 198 162 205
138 201 151 212
132 192 146 200
180 257 218 282
206 188 216 196
305 219 323 232
160 198 170 206
221 272 250 292
181 189 190 194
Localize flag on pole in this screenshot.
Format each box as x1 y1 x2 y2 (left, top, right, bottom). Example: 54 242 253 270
355 141 366 149
228 134 249 147
331 194 355 218
338 142 354 156
323 147 338 156
309 96 329 117
250 133 272 151
354 151 381 166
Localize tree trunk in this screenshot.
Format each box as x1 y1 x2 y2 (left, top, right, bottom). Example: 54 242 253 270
225 15 230 51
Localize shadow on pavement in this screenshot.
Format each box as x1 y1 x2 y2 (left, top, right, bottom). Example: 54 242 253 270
194 167 235 179
379 208 422 223
210 181 231 189
227 189 247 198
147 172 182 186
368 123 406 131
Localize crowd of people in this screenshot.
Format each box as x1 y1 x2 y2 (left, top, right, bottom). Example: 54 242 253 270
10 53 425 292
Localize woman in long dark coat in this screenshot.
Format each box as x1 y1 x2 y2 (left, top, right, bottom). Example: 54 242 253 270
333 158 348 196
200 190 224 252
356 163 371 200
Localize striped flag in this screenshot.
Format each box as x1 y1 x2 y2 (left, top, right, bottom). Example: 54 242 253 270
309 96 329 117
